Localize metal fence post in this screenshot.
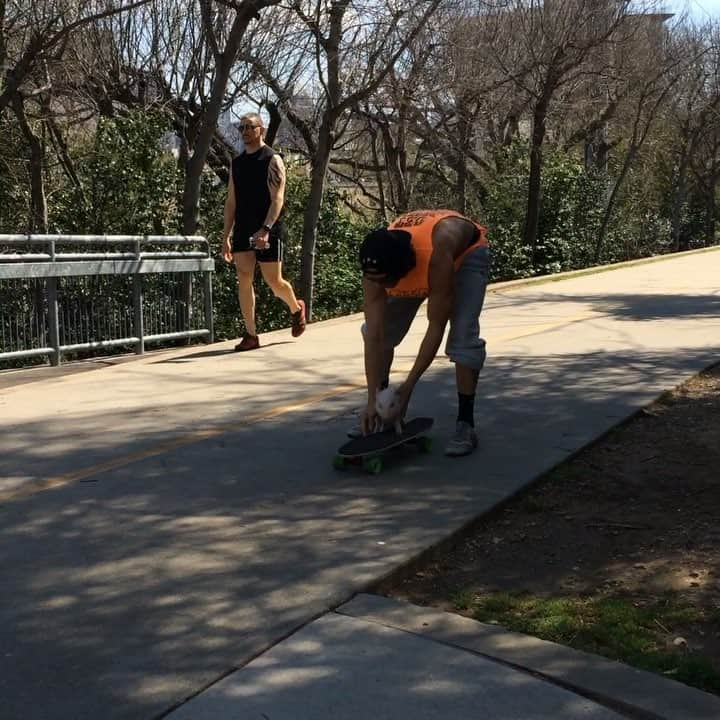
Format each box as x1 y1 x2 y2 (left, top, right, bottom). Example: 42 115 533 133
182 271 192 332
203 270 214 344
133 274 144 355
47 277 61 366
133 238 144 355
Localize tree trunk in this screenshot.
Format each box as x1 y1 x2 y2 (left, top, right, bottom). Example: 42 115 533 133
287 0 440 315
594 146 638 263
265 101 282 147
12 94 47 233
299 122 333 319
181 5 262 235
369 123 387 218
181 58 232 235
670 151 691 253
670 123 705 253
524 96 550 269
456 107 469 214
705 177 716 246
47 115 82 191
381 123 408 214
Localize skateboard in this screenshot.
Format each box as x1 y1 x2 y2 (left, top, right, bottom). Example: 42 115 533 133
333 417 434 474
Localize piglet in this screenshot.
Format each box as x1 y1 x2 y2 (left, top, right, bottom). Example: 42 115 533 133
375 384 404 435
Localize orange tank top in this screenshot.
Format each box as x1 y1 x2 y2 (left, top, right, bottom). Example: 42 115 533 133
387 210 488 298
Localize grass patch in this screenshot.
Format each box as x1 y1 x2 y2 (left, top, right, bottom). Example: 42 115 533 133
469 591 720 695
450 589 475 611
655 390 676 407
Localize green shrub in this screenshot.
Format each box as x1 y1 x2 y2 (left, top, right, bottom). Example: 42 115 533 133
50 111 182 235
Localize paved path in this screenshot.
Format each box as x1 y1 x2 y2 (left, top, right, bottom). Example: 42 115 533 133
1 248 719 719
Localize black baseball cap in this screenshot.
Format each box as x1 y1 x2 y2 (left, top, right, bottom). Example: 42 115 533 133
359 228 416 281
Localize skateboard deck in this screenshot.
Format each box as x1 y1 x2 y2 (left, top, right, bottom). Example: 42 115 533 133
334 417 434 474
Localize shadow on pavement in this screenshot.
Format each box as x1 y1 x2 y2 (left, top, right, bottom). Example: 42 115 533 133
1 346 718 719
492 290 720 322
154 340 294 363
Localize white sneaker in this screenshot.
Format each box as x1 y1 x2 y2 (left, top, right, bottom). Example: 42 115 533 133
444 421 478 457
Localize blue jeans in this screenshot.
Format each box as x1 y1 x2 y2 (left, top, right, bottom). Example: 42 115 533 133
367 245 491 370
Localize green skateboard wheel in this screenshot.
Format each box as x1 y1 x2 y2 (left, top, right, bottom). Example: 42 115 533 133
363 456 383 474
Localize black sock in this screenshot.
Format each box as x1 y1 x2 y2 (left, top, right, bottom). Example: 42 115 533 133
457 393 475 426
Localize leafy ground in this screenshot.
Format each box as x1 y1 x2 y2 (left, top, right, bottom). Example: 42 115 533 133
379 363 720 695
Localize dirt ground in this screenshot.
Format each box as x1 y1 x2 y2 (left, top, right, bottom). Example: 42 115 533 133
380 363 720 672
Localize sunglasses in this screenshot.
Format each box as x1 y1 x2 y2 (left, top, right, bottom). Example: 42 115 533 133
239 123 261 131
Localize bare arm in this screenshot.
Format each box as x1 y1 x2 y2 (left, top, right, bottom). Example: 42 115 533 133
223 173 236 241
402 241 454 391
222 173 236 262
265 154 286 228
363 277 388 403
362 277 388 432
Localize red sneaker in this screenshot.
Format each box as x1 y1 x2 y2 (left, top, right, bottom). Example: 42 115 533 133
234 333 260 351
291 299 306 338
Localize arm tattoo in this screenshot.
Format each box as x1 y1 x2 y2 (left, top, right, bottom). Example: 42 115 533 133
268 159 285 190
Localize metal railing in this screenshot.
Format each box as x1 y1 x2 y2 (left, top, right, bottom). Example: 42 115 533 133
0 235 215 367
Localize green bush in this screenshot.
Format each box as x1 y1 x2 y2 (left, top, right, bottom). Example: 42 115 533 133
481 142 534 280
50 111 182 235
0 119 32 234
536 151 607 272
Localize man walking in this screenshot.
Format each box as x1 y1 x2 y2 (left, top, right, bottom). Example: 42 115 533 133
358 210 490 456
222 113 305 350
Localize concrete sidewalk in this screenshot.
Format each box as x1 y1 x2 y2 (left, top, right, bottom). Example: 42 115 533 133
1 248 720 719
168 595 720 720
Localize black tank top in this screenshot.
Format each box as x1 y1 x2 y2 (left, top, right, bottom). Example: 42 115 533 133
231 145 281 238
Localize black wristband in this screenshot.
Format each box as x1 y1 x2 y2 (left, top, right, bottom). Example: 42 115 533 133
262 224 272 232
